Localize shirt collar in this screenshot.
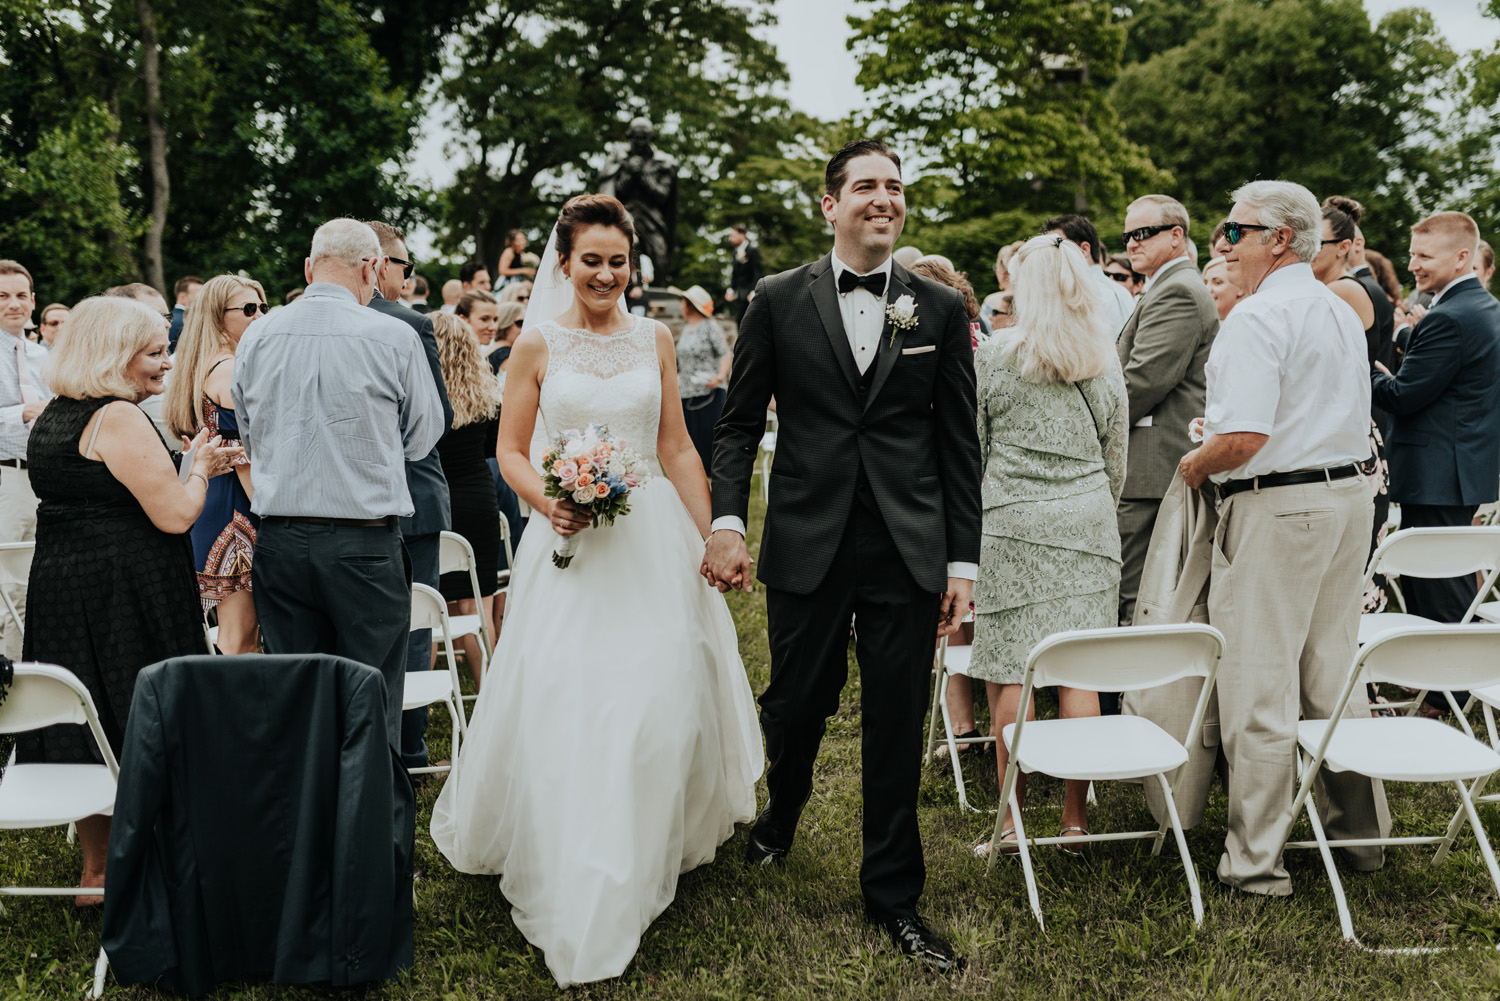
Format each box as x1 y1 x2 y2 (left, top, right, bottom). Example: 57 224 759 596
1255 261 1315 293
1142 254 1194 295
1433 272 1480 305
830 250 893 284
303 282 359 303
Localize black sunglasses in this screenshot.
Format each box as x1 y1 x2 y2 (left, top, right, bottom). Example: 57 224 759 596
1121 224 1176 246
1222 221 1274 245
387 255 415 279
225 302 271 318
1106 270 1132 283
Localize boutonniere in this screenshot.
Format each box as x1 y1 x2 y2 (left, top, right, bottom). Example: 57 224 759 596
886 294 918 345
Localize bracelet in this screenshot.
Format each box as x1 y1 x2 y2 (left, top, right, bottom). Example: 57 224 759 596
188 471 208 487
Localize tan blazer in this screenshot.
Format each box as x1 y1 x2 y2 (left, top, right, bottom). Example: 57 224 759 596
1115 261 1219 501
1121 476 1222 827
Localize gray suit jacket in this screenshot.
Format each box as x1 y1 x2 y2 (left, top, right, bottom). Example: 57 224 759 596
1115 260 1218 500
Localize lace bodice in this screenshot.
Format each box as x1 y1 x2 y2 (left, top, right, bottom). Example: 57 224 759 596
536 316 661 462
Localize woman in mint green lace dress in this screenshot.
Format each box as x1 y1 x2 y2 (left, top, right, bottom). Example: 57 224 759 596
971 234 1128 856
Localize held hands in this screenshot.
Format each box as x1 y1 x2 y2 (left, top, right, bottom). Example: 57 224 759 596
702 529 754 593
549 497 592 538
185 429 244 482
937 578 972 638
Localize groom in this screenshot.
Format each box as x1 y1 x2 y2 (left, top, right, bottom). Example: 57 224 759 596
703 139 980 971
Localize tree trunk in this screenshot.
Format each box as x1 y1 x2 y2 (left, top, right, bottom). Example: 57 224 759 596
135 0 169 295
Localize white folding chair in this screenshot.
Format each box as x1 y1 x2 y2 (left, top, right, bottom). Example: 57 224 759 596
0 664 118 996
403 583 468 778
1358 527 1500 645
986 624 1225 931
752 409 777 502
0 541 35 642
924 628 996 813
494 515 515 597
438 531 494 662
1287 625 1500 952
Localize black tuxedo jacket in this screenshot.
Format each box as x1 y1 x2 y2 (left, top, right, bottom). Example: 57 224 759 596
368 292 452 536
712 254 981 595
730 244 764 294
1372 279 1500 506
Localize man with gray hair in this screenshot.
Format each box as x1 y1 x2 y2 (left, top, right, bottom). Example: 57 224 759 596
1179 180 1389 895
233 218 445 747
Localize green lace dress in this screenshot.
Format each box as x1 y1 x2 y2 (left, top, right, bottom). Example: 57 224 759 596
970 341 1129 684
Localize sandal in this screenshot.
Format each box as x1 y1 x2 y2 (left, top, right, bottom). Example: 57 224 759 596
934 729 984 760
973 827 1019 859
1056 825 1089 857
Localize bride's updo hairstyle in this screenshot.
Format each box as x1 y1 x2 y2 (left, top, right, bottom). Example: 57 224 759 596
554 194 636 264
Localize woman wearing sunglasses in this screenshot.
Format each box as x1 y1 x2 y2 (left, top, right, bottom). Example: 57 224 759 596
164 274 268 654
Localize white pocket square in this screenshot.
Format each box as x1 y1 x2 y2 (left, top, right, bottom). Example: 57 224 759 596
901 345 936 355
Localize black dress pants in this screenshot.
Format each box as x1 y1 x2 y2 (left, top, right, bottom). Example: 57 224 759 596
759 499 939 921
1399 503 1479 710
253 519 413 749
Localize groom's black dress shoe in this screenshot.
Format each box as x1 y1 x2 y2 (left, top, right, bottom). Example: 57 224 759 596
744 832 788 866
880 915 964 973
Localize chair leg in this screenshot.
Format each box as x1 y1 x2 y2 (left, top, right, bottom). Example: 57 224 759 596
1008 786 1044 930
1486 704 1500 751
937 672 974 812
1154 773 1204 926
92 945 108 998
988 759 1021 877
1435 772 1489 864
1301 763 1357 944
924 660 944 766
1454 778 1500 897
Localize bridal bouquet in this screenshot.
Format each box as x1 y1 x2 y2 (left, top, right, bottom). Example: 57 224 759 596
541 424 651 568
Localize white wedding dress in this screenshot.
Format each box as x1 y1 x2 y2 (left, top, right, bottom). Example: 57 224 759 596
430 314 764 988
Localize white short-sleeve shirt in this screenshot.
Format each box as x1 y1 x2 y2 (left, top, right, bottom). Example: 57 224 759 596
1203 262 1371 484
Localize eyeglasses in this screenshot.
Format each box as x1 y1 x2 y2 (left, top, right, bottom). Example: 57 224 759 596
387 255 415 279
1222 221 1274 245
517 295 529 302
1106 271 1132 283
225 302 271 318
1121 224 1176 246
1319 239 1341 246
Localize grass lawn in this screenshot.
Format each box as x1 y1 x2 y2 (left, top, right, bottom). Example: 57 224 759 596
7 480 1500 999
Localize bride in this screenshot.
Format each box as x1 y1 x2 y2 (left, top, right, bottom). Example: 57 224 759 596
430 194 764 987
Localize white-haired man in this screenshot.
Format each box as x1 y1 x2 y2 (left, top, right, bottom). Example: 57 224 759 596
1180 180 1390 895
232 218 445 745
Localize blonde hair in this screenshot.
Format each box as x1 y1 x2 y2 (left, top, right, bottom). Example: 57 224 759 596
43 296 165 400
498 282 532 305
431 312 500 429
1411 211 1480 255
164 274 265 438
493 302 526 338
998 235 1113 385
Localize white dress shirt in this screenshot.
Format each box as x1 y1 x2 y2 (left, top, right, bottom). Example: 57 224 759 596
1092 265 1136 335
1141 255 1196 296
0 332 53 462
1203 263 1371 484
712 251 976 582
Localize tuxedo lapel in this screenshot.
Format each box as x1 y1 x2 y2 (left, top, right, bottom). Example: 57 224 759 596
809 256 861 393
864 265 912 412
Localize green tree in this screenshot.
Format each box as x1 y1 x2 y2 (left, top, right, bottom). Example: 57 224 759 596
435 0 789 282
1111 0 1457 259
847 0 1166 285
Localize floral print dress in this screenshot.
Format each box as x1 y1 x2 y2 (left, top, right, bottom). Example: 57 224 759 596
970 341 1129 684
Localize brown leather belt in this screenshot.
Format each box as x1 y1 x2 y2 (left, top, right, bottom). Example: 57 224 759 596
272 515 397 528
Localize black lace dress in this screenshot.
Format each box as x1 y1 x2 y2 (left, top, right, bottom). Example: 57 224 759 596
16 396 206 764
437 417 500 601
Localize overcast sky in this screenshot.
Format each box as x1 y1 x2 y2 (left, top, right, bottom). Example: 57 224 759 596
408 0 1499 256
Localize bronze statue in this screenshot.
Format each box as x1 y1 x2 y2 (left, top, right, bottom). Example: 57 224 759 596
597 118 679 281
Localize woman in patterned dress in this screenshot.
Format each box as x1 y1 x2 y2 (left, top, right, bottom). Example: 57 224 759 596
970 235 1129 857
163 274 267 653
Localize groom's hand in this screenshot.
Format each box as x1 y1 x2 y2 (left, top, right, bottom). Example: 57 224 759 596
703 529 755 593
937 578 972 637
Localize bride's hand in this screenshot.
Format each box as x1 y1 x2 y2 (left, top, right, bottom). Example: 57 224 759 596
549 498 592 537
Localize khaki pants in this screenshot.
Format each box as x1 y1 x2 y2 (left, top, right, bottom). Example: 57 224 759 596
0 466 38 660
1209 475 1390 895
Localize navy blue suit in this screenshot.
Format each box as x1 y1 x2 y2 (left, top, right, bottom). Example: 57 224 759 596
368 291 452 768
168 305 185 353
1372 277 1500 630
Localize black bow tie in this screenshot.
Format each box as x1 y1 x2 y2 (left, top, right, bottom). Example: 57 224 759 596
838 269 887 297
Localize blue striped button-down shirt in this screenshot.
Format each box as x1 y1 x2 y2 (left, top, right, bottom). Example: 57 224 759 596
231 283 445 519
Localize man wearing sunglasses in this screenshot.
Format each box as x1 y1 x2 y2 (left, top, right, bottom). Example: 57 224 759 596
1179 180 1388 897
365 220 455 778
1113 195 1219 644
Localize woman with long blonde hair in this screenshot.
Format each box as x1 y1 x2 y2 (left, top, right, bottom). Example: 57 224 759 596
970 234 1129 858
431 312 503 687
163 273 267 654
